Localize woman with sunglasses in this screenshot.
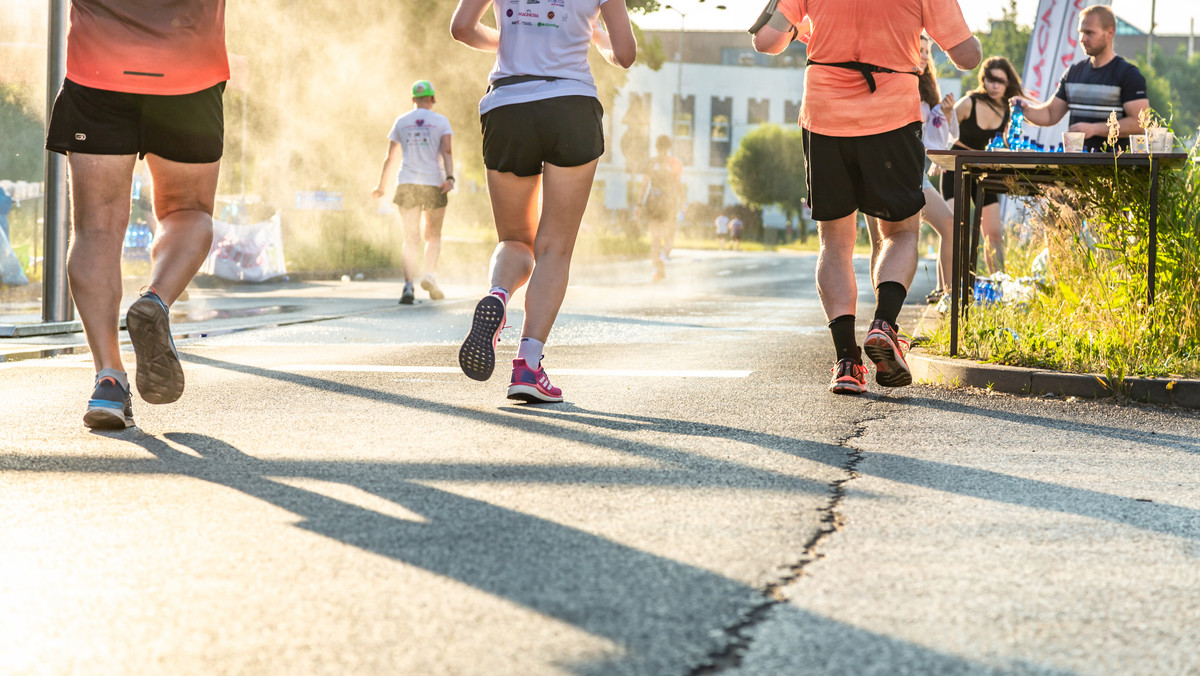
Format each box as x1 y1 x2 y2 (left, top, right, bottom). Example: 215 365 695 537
451 0 636 402
942 56 1025 273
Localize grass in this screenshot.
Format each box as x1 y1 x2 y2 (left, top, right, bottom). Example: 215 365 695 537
922 143 1200 379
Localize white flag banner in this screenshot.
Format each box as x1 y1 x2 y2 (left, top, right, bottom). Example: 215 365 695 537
1020 0 1112 148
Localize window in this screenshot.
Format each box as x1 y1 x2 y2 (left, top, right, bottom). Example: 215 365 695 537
710 96 732 168
748 98 770 125
708 184 725 208
784 100 802 125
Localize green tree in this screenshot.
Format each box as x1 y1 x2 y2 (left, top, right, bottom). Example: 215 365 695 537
1146 46 1200 136
726 124 807 239
959 0 1031 94
0 84 45 181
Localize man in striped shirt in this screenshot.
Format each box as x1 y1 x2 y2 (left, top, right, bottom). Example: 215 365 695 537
1014 5 1149 152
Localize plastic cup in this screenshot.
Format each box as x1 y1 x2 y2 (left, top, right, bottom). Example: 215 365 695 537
1129 134 1149 153
1062 132 1086 153
1148 128 1174 153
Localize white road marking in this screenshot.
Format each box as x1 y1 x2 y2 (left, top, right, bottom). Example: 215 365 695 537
280 365 753 378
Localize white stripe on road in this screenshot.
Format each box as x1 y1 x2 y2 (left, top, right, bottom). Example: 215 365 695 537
280 365 753 378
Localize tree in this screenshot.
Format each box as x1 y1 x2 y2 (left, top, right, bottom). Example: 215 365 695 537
726 124 807 240
960 0 1032 94
1146 46 1200 136
0 84 44 181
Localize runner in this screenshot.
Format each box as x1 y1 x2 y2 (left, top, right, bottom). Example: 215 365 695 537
451 0 636 402
636 134 682 281
372 80 455 304
44 0 229 428
751 0 981 394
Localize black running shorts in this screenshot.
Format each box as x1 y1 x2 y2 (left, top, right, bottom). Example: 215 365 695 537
802 121 926 222
46 79 225 164
940 169 1001 207
481 96 604 177
393 184 448 211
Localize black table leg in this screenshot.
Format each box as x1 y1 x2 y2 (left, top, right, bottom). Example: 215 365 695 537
1148 157 1159 306
950 160 968 357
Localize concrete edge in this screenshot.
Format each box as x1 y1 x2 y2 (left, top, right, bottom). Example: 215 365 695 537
908 350 1200 410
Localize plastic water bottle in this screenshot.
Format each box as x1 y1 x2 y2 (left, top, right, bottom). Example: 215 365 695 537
986 133 1005 151
1006 99 1025 149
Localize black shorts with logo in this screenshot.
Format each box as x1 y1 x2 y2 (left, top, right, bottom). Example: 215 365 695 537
392 184 448 211
45 79 225 164
481 96 604 177
802 121 926 222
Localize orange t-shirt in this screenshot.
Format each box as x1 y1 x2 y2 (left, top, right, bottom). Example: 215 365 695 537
66 0 229 96
777 0 973 137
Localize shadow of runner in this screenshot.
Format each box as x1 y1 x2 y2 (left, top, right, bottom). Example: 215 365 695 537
114 431 1030 676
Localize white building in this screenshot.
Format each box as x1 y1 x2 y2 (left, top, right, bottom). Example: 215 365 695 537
596 30 807 228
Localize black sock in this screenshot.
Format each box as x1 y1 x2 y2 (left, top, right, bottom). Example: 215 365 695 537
874 282 907 331
828 315 861 363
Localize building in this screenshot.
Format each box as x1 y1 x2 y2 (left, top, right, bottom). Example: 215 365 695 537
595 30 807 228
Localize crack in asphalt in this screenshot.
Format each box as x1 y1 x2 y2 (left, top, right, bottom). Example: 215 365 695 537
688 412 888 675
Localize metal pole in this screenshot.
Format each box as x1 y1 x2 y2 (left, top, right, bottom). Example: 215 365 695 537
1146 0 1156 62
1189 18 1194 61
42 0 73 323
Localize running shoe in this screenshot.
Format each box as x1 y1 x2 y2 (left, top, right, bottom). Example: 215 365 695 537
399 282 415 305
925 287 945 304
420 277 445 301
458 294 506 381
126 289 185 404
829 358 868 395
863 318 913 388
83 374 134 429
507 358 563 403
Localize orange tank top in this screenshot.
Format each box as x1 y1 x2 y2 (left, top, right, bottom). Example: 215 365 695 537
66 0 229 96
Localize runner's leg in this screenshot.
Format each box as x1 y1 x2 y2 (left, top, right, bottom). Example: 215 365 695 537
144 153 220 304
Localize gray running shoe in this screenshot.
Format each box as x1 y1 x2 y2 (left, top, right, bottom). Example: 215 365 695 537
399 282 415 305
83 374 135 429
126 290 185 404
420 278 445 300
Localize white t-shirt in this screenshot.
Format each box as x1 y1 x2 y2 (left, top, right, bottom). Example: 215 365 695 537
478 0 608 115
715 215 730 235
920 101 958 152
387 108 453 187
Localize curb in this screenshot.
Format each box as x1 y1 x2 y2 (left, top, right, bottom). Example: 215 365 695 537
907 350 1200 410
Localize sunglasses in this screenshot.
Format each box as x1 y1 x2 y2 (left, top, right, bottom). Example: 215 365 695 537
983 74 1008 86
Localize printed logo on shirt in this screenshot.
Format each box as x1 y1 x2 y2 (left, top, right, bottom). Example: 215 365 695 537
519 10 538 17
537 21 558 27
507 8 514 16
546 11 554 19
549 0 564 5
416 119 425 126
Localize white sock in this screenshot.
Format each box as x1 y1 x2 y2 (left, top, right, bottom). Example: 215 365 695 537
517 337 544 369
489 286 509 305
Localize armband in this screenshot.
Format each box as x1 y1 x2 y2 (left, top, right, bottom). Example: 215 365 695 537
747 0 780 34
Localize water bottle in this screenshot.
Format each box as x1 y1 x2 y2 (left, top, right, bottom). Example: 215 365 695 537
986 133 1005 151
1006 99 1025 149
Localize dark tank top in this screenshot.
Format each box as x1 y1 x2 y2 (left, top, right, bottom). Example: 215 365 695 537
953 95 1010 150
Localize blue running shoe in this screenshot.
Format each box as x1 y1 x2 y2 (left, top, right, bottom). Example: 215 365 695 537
126 289 184 404
83 375 134 429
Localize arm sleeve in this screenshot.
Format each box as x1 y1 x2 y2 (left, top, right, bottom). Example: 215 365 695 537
775 0 804 30
1120 63 1149 103
1053 68 1071 102
923 0 973 53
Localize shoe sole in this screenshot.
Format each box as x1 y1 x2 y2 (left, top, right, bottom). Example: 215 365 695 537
399 294 415 305
458 296 505 381
507 384 564 403
864 332 913 388
420 280 445 300
829 380 867 395
83 406 133 430
127 297 184 404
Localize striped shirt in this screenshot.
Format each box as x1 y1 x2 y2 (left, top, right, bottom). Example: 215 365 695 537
1053 56 1147 151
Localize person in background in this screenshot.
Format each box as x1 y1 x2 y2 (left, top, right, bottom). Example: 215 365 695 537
637 134 682 281
752 0 981 395
44 0 229 429
917 34 957 304
1013 4 1148 152
715 212 730 249
451 0 636 403
372 79 455 304
942 56 1024 274
729 215 744 250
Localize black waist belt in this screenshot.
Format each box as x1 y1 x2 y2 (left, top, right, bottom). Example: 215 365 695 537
487 74 562 93
805 60 916 93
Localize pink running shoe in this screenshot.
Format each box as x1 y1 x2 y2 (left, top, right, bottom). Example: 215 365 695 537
863 318 912 388
459 295 506 381
829 358 868 394
507 359 564 403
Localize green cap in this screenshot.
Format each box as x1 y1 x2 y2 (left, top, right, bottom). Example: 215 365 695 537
412 80 435 98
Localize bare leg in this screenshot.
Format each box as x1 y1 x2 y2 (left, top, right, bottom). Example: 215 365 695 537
397 205 422 283
422 206 445 279
816 214 859 321
866 216 882 292
522 160 598 342
921 186 954 291
66 153 137 373
873 213 921 289
144 154 219 305
649 218 667 279
485 170 541 295
980 203 1004 273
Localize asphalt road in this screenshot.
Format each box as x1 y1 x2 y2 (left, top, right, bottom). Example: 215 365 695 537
2 250 1198 675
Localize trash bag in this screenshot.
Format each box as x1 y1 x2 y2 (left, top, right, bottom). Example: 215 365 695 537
0 227 29 286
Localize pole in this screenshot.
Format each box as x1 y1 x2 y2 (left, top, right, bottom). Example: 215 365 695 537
1146 0 1156 62
42 0 73 323
1189 18 1194 61
675 12 684 139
